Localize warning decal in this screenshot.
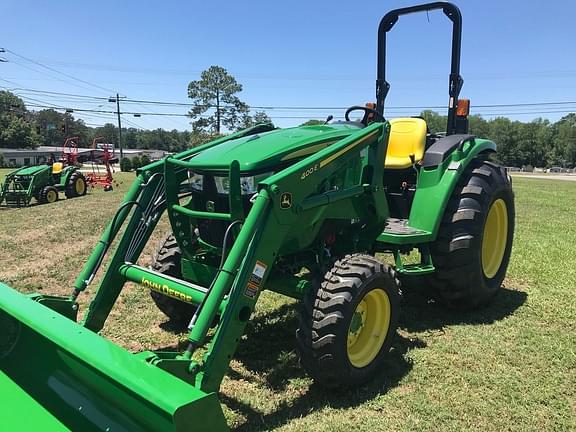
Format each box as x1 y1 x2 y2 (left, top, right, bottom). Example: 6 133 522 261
244 260 267 299
244 282 259 299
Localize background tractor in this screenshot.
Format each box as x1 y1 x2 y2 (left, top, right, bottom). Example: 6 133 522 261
0 137 87 206
0 2 514 431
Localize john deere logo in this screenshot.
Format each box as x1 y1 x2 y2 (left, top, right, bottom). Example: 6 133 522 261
280 192 292 209
206 201 215 212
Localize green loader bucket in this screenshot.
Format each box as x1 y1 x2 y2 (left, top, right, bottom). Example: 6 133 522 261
0 283 228 431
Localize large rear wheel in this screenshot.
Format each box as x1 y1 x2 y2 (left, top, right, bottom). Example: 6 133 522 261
65 171 87 198
428 158 515 309
296 254 401 387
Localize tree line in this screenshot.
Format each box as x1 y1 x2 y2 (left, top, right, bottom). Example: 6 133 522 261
0 91 197 153
421 110 576 168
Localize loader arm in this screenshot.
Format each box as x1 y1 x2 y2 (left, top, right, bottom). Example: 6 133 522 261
0 121 389 431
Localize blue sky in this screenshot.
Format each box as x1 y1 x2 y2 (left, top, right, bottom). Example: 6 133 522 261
2 0 576 131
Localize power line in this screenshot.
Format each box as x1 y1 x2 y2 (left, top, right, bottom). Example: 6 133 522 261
18 95 64 109
14 57 576 83
121 116 147 130
19 102 576 119
4 51 576 116
0 77 32 90
9 86 576 111
13 88 107 101
4 49 116 94
6 84 576 120
7 58 114 96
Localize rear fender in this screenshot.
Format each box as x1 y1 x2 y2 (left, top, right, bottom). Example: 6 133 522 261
408 137 496 239
59 166 76 187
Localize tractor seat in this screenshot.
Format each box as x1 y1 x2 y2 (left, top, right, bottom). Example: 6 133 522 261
52 162 64 174
385 118 427 169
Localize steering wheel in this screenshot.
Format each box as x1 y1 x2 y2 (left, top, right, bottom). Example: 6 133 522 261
344 106 385 125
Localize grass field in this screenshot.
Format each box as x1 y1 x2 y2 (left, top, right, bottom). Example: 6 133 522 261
0 169 574 431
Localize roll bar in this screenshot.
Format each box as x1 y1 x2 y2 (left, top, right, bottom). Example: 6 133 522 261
376 2 463 135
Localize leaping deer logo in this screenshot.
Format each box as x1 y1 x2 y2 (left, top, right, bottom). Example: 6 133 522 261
280 193 292 209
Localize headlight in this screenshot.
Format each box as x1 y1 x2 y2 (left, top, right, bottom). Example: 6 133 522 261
187 172 204 191
214 176 230 194
215 172 273 195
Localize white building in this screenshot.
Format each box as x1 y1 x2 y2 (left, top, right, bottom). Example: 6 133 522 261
0 146 166 167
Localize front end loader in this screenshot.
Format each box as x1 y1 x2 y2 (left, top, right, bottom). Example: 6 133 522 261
0 2 514 430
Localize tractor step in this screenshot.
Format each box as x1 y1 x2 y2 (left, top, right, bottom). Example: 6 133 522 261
383 218 425 235
396 263 435 275
377 218 432 244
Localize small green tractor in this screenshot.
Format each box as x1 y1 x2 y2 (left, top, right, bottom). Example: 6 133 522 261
0 138 88 207
0 163 87 207
0 3 514 431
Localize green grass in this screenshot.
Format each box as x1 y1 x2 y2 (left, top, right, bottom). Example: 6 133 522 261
0 175 574 431
0 168 12 184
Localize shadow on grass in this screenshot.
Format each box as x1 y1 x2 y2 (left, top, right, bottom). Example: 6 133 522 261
150 281 526 431
0 205 24 211
159 320 189 334
225 303 423 432
223 284 526 431
399 283 528 333
226 337 420 431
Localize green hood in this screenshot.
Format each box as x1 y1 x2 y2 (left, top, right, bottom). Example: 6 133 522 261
9 165 50 176
191 124 362 172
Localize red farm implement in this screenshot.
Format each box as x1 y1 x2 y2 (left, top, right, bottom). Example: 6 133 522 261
85 137 118 191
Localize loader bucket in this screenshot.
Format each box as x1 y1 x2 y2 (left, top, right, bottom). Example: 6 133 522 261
0 283 228 431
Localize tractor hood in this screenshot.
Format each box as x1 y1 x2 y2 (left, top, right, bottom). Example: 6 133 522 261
191 123 362 173
10 165 49 176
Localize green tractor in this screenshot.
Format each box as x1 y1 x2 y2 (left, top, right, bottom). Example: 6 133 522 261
0 138 88 207
0 2 514 431
0 163 87 207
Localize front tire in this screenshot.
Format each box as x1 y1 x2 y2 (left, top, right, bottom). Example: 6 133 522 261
428 158 515 309
296 254 401 388
150 233 197 328
39 186 58 204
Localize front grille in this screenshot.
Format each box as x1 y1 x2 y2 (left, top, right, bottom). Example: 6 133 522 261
190 189 253 247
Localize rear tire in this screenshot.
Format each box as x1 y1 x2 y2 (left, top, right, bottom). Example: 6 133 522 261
150 233 197 328
296 254 401 388
65 171 87 198
428 158 514 309
39 186 58 204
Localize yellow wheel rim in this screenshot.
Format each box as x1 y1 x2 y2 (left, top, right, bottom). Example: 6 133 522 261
75 178 85 195
347 288 391 368
46 190 57 203
482 198 509 279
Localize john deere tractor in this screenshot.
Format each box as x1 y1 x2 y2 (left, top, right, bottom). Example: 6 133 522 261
0 3 514 430
0 161 87 207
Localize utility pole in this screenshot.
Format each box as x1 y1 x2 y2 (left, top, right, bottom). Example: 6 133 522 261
109 94 124 159
64 108 73 136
